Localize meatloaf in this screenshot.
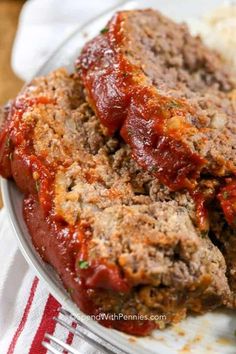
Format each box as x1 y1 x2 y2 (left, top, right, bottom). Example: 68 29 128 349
78 9 236 225
210 204 236 300
0 68 233 335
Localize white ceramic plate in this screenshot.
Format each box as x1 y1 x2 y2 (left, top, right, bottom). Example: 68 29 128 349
2 1 236 353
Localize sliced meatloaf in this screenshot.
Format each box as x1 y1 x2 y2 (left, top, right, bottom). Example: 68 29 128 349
0 68 233 335
78 9 236 195
210 204 236 303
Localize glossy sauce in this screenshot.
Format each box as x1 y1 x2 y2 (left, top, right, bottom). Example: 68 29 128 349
78 13 206 192
0 94 154 335
1 13 235 334
218 179 236 226
77 13 236 229
191 189 209 231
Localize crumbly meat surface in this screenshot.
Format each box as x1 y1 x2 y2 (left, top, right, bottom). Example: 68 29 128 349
3 68 232 328
1 7 236 333
122 10 236 174
78 9 236 187
210 205 236 303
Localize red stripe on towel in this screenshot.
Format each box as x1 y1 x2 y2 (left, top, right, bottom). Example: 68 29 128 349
29 294 60 354
63 321 77 353
7 277 39 354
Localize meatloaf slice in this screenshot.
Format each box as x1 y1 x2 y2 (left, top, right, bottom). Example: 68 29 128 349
0 68 233 335
210 204 236 303
78 9 236 193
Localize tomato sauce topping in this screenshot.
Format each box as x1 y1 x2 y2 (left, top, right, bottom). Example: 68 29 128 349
218 179 236 226
1 12 235 332
0 92 153 335
78 13 206 192
77 13 236 229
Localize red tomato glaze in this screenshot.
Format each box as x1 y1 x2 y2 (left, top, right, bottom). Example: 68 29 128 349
23 195 154 335
77 13 236 228
0 94 155 335
78 13 206 192
218 179 236 226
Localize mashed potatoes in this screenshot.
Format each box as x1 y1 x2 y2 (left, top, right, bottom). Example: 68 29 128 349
187 3 236 74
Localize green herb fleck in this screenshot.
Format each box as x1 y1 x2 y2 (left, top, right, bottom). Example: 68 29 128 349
6 137 11 148
149 165 159 174
222 191 229 200
234 329 236 337
9 153 12 161
201 230 208 238
166 100 182 109
35 180 40 192
68 287 74 294
123 72 130 78
78 260 89 269
100 27 108 34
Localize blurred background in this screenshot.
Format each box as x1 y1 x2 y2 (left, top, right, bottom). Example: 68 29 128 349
0 0 25 207
0 0 24 105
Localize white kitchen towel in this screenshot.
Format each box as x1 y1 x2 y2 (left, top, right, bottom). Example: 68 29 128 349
2 0 126 352
12 0 124 81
